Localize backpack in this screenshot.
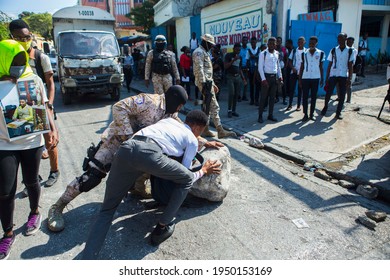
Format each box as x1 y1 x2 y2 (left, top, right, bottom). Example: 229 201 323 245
151 50 172 75
353 54 363 74
33 49 45 82
331 47 353 69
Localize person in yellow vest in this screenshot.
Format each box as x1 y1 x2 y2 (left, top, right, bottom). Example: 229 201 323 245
12 98 33 122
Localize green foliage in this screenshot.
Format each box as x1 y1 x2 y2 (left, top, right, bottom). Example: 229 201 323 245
127 0 158 34
23 13 53 40
0 21 10 41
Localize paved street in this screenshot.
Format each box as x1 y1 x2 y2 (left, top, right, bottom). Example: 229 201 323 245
7 71 390 260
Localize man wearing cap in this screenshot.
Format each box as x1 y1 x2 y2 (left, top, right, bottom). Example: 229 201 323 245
144 35 180 95
193 34 236 139
47 86 188 232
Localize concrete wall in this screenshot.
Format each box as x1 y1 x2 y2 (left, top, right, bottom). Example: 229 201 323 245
279 0 362 46
175 16 191 63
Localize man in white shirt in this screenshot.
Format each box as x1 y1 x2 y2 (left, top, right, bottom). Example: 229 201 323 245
82 110 221 259
257 37 283 123
321 33 353 120
299 36 324 122
246 36 260 105
346 37 358 103
358 32 369 77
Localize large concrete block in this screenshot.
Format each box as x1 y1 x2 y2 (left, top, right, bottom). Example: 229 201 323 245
190 146 231 202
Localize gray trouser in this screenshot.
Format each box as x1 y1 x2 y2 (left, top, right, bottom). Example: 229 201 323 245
82 137 193 259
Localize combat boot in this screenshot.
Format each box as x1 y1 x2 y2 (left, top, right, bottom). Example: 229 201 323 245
217 125 236 139
47 183 81 232
201 125 216 137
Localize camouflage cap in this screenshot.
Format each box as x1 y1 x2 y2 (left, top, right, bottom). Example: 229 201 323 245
201 34 215 45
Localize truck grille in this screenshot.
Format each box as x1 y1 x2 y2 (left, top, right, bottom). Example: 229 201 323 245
72 74 112 87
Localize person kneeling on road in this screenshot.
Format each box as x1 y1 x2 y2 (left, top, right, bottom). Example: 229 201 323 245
47 86 222 233
82 110 221 259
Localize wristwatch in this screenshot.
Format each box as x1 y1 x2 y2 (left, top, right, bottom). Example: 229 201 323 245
48 103 54 110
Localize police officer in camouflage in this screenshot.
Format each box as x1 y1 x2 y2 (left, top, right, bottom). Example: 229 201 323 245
47 86 189 232
192 34 236 139
144 35 180 95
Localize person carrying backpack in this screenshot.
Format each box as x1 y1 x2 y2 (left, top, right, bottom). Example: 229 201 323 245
299 36 324 122
9 19 60 187
321 33 354 120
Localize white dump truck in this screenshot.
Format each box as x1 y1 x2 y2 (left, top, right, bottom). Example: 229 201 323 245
52 5 123 104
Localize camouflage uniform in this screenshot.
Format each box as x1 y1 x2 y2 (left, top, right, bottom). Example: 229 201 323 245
192 45 221 127
145 50 180 95
47 93 179 232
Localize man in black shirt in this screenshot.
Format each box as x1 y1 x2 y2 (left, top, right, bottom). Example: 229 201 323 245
224 43 246 117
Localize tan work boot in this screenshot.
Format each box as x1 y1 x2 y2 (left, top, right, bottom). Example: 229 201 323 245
217 125 237 139
47 183 81 232
201 125 216 137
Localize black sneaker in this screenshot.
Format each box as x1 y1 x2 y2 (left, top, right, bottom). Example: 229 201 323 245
310 115 316 121
228 111 232 118
46 171 60 187
321 107 327 116
302 115 309 122
232 112 239 117
150 222 175 246
258 116 264 123
335 113 343 120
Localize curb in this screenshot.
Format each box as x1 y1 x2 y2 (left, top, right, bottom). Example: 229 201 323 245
130 85 389 203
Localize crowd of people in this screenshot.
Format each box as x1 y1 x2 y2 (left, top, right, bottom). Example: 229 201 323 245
168 32 365 123
0 17 376 260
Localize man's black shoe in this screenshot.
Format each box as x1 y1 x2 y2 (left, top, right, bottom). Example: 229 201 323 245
257 116 264 123
228 111 232 118
335 113 343 120
302 115 309 122
267 116 278 122
150 222 175 246
321 107 327 116
232 112 239 117
310 115 316 121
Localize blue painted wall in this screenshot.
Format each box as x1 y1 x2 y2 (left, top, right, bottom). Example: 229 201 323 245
359 37 390 64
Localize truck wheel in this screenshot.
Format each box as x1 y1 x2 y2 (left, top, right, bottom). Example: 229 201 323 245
111 88 120 101
62 87 72 105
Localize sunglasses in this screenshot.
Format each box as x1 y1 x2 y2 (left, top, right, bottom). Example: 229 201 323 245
12 34 32 42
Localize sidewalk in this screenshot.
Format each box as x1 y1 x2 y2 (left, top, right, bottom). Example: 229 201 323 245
129 72 390 201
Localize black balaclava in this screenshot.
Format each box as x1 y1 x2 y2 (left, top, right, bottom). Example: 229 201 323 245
155 42 166 52
201 40 213 52
165 85 188 114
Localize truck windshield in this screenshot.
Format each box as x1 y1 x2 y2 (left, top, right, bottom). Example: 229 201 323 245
58 32 119 58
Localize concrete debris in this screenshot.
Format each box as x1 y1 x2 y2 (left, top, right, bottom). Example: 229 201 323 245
190 146 231 202
365 210 387 222
357 216 377 230
356 184 379 199
339 180 356 189
248 137 264 149
303 161 323 171
292 218 310 229
314 169 332 181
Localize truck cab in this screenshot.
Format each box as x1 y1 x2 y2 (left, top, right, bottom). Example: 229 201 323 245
52 6 123 105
